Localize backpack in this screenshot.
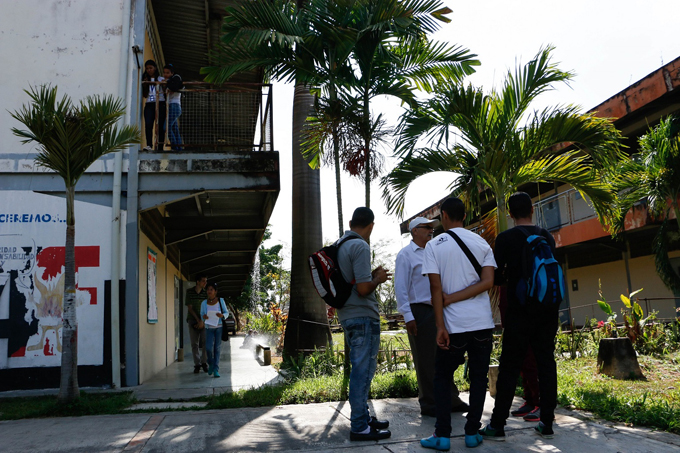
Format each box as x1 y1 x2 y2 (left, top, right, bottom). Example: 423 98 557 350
515 227 566 310
308 236 359 309
166 73 183 92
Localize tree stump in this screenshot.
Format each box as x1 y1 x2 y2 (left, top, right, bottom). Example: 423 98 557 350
597 338 645 380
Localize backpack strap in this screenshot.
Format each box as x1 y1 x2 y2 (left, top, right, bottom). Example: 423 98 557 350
336 235 360 248
445 230 482 276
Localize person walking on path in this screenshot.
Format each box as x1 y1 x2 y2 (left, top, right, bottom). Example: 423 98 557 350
395 216 469 417
420 197 496 450
337 207 392 442
201 282 229 378
480 191 560 441
186 274 208 374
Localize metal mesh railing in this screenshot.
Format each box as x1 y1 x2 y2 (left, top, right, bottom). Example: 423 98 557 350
142 82 273 152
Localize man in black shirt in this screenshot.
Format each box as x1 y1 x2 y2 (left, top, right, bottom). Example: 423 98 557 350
480 192 559 440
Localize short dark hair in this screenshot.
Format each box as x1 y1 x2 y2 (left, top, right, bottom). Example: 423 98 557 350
195 273 207 283
350 207 375 229
440 197 465 222
206 282 218 291
508 192 533 219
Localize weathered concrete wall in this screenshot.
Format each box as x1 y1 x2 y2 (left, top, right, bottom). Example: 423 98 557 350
0 0 125 157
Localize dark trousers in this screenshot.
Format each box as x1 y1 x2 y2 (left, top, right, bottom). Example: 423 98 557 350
144 101 166 148
408 303 463 414
434 328 493 437
491 310 559 428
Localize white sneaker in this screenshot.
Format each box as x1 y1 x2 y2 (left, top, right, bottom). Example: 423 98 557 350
142 146 152 151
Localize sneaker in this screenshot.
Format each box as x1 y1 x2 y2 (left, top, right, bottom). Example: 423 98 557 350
368 416 389 430
523 407 541 422
452 402 470 413
208 365 214 376
193 366 200 374
201 363 208 373
350 428 391 441
465 433 483 448
214 371 221 378
142 146 152 151
511 403 536 417
478 424 506 442
535 421 554 439
420 435 450 451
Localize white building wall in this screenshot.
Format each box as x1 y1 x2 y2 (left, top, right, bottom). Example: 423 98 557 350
0 0 125 162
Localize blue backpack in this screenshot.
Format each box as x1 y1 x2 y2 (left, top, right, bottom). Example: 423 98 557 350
516 227 565 310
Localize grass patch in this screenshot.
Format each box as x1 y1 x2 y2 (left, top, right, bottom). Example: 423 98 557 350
0 391 135 421
556 354 680 433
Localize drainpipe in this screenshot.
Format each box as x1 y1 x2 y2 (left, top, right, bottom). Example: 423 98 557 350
111 0 133 389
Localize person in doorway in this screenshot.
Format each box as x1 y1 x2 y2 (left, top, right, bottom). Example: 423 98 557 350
395 216 469 417
163 64 183 151
141 60 165 151
421 197 496 450
201 282 229 378
480 191 559 440
185 273 208 373
337 207 392 442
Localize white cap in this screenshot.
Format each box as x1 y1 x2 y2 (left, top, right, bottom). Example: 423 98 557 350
408 216 439 231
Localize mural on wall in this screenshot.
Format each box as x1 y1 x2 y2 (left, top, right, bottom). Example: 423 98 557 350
147 247 158 324
0 191 113 370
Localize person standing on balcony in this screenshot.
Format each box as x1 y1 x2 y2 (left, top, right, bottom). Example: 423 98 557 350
163 64 183 151
201 282 229 378
480 192 559 441
420 197 496 450
395 217 469 418
337 207 392 442
141 60 165 151
186 273 208 374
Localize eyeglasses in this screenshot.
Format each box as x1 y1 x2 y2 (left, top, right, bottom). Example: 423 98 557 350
415 225 434 230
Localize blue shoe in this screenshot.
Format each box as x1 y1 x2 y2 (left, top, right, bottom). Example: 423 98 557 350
214 371 220 378
479 424 505 441
465 433 483 448
208 365 214 376
421 435 450 451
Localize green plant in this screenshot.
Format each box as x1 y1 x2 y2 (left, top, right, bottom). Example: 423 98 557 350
598 284 656 347
557 318 590 359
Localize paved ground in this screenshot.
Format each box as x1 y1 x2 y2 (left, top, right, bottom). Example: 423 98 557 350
2 335 680 452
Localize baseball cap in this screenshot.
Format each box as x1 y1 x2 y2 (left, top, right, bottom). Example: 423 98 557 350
408 216 439 231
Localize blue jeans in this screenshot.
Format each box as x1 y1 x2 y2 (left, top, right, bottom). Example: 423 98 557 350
206 327 223 372
167 103 182 149
434 329 493 436
341 317 380 433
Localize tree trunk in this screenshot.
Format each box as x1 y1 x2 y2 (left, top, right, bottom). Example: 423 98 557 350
496 190 508 233
58 185 79 403
365 138 371 209
284 84 331 357
333 129 344 238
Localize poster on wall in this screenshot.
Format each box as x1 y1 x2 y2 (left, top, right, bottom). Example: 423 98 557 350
147 247 158 324
0 191 117 370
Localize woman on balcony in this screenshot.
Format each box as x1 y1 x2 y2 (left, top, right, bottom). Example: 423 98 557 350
142 60 165 151
163 64 183 151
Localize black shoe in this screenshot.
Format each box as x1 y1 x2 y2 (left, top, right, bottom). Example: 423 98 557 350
193 366 200 374
452 402 470 413
421 409 436 417
201 363 208 373
350 428 391 441
368 416 389 430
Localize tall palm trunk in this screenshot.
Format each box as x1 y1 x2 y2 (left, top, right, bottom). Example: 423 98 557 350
284 84 330 356
58 185 79 402
363 89 371 209
332 129 344 237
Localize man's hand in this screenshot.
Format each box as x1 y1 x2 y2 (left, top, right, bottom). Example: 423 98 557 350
372 265 391 284
436 326 450 350
406 320 418 336
196 321 204 329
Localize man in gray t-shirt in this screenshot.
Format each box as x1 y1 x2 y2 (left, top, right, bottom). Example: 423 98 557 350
337 207 391 442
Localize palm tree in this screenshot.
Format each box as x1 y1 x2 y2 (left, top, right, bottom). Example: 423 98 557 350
614 116 680 292
382 46 624 235
11 85 140 403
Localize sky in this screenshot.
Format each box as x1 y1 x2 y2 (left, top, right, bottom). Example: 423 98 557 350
263 0 680 266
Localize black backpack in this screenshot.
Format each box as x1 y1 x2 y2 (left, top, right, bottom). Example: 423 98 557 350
166 73 183 92
515 227 566 310
308 236 359 308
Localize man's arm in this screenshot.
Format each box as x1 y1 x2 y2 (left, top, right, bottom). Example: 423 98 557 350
428 273 449 350
394 252 417 335
443 266 495 306
356 266 389 296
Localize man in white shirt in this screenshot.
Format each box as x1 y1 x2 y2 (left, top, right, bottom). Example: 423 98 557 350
420 197 496 451
395 217 468 417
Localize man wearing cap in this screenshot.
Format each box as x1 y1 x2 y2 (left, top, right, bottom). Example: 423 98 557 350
395 217 469 417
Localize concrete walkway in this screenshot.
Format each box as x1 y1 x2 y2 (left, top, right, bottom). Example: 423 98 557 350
2 394 680 452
